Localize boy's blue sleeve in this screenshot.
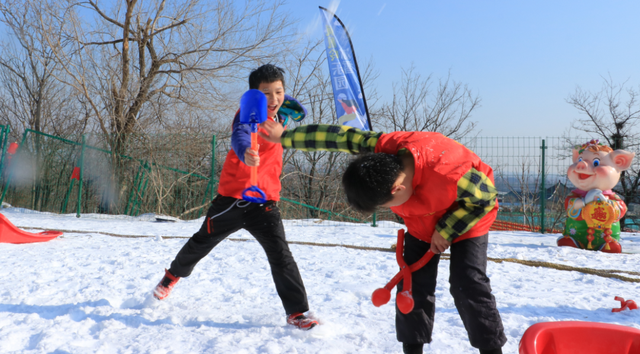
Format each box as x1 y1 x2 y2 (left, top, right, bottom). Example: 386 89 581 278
231 111 252 164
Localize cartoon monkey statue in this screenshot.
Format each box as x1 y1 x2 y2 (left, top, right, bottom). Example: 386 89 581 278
558 140 635 253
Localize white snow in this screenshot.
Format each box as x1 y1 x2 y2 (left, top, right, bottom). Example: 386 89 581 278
1 207 639 354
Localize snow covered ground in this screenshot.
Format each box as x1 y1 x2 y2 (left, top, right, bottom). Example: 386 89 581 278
1 207 639 354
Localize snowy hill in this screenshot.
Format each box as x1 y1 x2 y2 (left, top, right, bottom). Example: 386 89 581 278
1 208 639 353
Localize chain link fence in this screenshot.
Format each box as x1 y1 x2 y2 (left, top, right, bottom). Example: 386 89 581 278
0 127 638 232
0 128 216 220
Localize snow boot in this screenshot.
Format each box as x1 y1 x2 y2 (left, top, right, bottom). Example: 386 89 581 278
153 269 180 300
403 343 423 354
286 312 318 330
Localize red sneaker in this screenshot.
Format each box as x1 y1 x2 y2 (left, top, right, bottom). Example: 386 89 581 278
153 269 180 300
286 312 318 330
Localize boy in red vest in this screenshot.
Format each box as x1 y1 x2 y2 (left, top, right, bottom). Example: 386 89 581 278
153 64 318 330
259 123 507 353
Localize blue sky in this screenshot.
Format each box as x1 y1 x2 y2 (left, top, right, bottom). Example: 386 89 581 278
285 0 640 137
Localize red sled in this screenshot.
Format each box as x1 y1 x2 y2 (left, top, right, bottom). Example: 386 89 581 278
519 321 640 354
0 213 62 244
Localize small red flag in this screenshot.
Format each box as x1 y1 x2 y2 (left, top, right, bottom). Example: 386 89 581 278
71 167 80 180
7 142 18 155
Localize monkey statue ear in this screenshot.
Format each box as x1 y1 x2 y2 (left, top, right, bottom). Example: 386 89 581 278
610 150 635 171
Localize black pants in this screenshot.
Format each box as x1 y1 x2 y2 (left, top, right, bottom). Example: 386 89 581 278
168 195 309 315
396 233 507 350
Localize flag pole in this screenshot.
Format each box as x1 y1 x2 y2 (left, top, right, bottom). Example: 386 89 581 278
319 6 372 130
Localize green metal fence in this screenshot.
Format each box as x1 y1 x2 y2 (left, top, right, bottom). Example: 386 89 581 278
0 129 216 219
0 125 11 176
0 130 638 232
459 136 640 232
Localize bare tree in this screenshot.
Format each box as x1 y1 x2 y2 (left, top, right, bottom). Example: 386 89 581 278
567 76 640 229
276 41 387 221
500 158 541 231
378 64 479 139
278 40 342 218
33 0 294 157
0 0 90 211
0 0 80 135
0 0 298 214
496 159 569 233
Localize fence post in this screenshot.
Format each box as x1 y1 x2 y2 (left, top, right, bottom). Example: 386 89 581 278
131 162 150 216
0 129 28 206
61 170 77 214
0 125 9 176
62 181 75 214
372 212 377 227
210 135 216 201
76 135 86 218
540 139 547 233
125 164 141 215
198 135 217 218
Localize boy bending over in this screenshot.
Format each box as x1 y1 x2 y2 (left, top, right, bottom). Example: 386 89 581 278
260 122 507 353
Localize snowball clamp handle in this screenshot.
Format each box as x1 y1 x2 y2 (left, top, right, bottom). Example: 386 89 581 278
371 229 435 314
239 89 268 204
612 296 638 312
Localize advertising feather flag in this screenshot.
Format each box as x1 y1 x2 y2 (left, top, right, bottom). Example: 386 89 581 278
319 6 372 130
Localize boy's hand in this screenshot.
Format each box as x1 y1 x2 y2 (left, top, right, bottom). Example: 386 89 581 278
258 120 284 144
244 147 260 166
430 229 451 254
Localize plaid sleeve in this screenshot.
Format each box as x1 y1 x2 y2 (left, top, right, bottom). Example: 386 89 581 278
435 168 497 241
280 124 381 154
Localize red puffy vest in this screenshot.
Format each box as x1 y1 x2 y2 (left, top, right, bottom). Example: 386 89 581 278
375 131 497 243
217 124 284 202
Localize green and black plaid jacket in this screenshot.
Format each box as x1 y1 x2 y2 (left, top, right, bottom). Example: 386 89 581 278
280 124 496 241
280 124 381 154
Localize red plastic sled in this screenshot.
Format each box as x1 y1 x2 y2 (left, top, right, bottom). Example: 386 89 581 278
0 213 62 244
519 321 640 354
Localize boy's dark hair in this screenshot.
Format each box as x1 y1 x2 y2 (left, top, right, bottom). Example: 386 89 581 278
342 153 404 213
249 64 285 89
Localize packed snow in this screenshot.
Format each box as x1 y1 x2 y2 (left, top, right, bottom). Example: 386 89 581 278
1 207 639 354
